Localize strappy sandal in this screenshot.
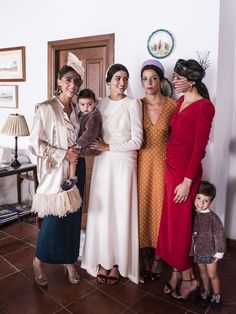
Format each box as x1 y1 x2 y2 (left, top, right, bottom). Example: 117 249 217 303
33 258 48 287
151 257 163 280
97 265 108 284
163 269 181 294
172 278 199 301
107 265 119 285
64 264 80 285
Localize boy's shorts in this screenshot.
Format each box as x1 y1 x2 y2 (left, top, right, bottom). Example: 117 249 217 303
194 255 214 264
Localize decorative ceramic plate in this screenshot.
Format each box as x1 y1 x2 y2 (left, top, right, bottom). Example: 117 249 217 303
147 29 174 59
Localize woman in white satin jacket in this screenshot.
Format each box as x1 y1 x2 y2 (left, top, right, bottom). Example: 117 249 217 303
29 63 84 286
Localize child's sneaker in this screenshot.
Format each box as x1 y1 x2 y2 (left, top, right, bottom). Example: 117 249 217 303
62 177 77 191
210 294 222 312
199 290 211 308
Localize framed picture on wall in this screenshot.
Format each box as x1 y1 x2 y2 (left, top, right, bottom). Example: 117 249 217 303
0 47 26 81
147 29 174 59
0 85 18 108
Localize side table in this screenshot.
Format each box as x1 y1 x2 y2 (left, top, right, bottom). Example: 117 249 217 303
0 163 38 204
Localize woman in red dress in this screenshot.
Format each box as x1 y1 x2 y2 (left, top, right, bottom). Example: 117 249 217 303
156 59 215 300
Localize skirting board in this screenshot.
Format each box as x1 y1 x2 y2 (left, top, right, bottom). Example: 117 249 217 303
227 238 236 248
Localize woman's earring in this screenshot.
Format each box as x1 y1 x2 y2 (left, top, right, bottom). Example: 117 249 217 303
56 86 62 95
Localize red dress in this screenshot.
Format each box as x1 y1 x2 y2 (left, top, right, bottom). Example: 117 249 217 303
156 96 215 271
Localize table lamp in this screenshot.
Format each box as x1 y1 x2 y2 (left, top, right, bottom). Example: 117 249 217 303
0 113 30 168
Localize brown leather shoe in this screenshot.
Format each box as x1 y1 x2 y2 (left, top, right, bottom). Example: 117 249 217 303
107 265 119 285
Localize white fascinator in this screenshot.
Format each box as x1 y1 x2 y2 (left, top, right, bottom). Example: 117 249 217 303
67 52 85 79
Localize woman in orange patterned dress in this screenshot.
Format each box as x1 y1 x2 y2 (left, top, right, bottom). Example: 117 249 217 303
138 59 176 280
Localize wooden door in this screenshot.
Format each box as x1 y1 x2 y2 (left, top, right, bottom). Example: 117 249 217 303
58 46 106 98
48 34 114 228
48 34 114 98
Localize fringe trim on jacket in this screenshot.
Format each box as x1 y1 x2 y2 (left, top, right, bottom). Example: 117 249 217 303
31 185 82 218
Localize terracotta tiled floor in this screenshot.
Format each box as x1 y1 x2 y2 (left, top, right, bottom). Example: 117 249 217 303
0 218 236 314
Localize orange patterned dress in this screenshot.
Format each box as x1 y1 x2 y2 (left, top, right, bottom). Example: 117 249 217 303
138 97 176 248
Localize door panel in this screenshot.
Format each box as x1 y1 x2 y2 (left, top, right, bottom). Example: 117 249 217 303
87 60 103 97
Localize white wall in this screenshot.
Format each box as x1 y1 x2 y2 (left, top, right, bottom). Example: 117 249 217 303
219 0 236 240
1 0 235 239
0 0 220 145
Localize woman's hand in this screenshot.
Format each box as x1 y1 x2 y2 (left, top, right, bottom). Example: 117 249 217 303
65 147 80 163
90 139 109 152
173 178 192 203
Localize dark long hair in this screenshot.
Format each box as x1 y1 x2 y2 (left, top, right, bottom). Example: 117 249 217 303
106 64 129 83
174 59 210 99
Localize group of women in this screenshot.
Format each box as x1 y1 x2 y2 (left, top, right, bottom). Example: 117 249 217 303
29 55 215 300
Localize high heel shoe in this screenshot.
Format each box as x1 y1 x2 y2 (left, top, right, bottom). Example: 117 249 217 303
163 269 181 294
151 257 163 280
33 258 48 287
64 264 80 284
172 278 199 300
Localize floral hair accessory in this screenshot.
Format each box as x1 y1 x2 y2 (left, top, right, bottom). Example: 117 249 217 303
67 52 85 79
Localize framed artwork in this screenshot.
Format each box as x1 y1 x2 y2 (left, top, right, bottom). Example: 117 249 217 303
147 29 174 59
0 85 18 108
0 47 26 81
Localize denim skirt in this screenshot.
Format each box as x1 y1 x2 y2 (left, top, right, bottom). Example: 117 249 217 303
36 158 85 264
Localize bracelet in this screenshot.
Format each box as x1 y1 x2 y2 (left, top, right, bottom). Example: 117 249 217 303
184 177 192 183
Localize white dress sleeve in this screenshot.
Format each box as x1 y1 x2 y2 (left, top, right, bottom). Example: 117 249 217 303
109 99 143 152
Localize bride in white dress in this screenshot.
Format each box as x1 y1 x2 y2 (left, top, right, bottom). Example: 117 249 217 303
81 64 143 284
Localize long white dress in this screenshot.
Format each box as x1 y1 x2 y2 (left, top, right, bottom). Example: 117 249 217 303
81 96 143 284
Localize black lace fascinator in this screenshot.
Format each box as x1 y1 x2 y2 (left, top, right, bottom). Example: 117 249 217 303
174 59 205 82
174 51 211 82
174 52 211 99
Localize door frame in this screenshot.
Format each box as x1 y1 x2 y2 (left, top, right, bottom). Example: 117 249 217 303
47 33 114 98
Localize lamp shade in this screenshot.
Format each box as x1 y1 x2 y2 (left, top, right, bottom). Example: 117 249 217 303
0 114 30 137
